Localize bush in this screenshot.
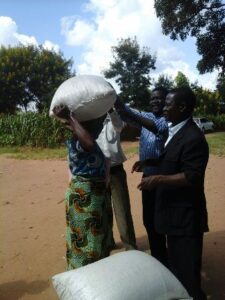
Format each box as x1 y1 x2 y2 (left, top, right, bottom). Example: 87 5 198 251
0 112 71 148
206 114 225 131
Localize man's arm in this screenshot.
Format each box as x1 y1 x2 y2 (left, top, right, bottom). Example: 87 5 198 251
137 173 191 190
125 110 158 134
137 135 209 191
114 97 158 134
181 137 209 187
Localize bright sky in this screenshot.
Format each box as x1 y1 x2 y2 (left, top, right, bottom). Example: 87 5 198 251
0 0 218 91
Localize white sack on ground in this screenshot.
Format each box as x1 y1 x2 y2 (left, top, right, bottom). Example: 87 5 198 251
49 75 117 122
52 250 191 300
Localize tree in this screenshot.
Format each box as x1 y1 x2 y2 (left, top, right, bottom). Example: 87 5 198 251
103 37 156 109
216 75 225 113
154 74 174 90
154 0 225 75
0 45 74 114
192 83 220 115
217 75 225 99
174 71 190 88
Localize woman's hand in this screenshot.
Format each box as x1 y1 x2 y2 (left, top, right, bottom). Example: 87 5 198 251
53 105 70 120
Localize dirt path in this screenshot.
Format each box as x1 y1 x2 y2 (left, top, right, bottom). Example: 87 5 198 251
0 151 225 300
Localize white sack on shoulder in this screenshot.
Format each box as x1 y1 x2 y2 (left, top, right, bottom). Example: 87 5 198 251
49 75 117 122
52 250 191 300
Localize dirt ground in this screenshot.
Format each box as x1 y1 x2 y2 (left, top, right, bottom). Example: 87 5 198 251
0 143 225 300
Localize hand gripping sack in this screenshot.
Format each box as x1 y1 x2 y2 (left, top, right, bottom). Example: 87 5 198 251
49 75 117 122
52 250 191 300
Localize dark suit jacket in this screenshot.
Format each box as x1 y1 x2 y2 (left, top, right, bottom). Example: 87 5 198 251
155 118 209 236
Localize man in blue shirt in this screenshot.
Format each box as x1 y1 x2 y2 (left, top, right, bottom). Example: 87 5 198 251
115 87 168 266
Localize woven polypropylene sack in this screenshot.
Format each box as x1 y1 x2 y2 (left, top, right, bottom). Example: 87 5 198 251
49 75 117 122
52 250 191 300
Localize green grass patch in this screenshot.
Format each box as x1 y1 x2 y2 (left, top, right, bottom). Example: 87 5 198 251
0 132 224 160
0 145 138 160
0 144 138 160
0 146 67 160
205 132 225 157
123 146 138 157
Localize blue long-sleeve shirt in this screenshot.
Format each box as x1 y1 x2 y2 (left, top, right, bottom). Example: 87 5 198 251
122 106 168 175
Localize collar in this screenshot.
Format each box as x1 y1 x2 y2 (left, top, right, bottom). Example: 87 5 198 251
169 117 190 135
165 117 191 147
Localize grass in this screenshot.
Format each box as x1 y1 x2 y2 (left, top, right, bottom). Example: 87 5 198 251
205 132 225 157
0 132 224 160
0 146 67 160
0 143 138 160
123 145 138 157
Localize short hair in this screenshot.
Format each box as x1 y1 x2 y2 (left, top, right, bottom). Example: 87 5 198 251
169 87 196 113
152 86 168 97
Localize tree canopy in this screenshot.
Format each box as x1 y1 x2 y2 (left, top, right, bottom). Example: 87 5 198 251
103 37 156 109
192 84 220 115
154 0 225 75
217 75 225 100
154 74 174 90
216 75 225 112
174 71 190 88
0 45 74 113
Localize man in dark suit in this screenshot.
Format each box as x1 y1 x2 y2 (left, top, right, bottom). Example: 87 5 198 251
132 87 209 300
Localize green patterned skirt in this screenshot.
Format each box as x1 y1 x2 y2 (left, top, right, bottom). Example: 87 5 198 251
65 175 112 270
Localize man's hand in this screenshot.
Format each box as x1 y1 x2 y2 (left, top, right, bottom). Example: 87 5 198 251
131 160 146 173
114 96 125 111
137 175 161 191
53 105 70 120
108 107 114 114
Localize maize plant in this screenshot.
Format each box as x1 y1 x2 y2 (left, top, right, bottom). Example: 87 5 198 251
0 112 71 148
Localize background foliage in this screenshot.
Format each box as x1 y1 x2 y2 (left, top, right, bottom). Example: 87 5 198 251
0 45 74 114
0 112 71 148
104 37 156 110
154 0 225 75
0 34 224 150
0 112 224 148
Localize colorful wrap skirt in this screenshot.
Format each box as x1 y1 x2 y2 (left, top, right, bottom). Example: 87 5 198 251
65 175 112 270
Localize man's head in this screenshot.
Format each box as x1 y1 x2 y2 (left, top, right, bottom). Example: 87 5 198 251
149 87 168 116
163 87 196 125
81 114 107 139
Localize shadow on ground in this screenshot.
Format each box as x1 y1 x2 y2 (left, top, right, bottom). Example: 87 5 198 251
0 232 224 300
0 280 49 300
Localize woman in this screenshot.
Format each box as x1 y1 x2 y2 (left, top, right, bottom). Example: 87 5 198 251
53 105 111 270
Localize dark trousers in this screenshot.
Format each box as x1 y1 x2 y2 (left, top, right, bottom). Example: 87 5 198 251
142 188 168 266
167 234 207 300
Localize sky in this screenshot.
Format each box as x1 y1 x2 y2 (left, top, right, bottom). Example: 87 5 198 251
0 0 219 91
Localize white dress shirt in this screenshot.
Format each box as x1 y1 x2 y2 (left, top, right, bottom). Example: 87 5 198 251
164 118 190 147
97 110 127 167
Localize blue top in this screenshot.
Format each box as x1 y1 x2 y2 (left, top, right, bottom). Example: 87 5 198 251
123 106 168 175
67 139 106 178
